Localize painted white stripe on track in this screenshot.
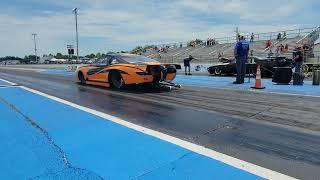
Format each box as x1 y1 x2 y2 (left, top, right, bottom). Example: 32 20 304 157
1 78 297 180
0 86 20 89
0 78 17 86
0 67 46 72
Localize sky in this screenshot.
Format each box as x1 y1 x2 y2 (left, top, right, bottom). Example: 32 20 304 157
0 0 319 57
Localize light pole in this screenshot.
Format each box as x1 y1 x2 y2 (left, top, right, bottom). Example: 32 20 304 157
32 33 38 63
72 8 79 60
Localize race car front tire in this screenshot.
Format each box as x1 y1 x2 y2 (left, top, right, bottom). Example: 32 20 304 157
215 68 222 75
78 72 86 84
110 71 124 89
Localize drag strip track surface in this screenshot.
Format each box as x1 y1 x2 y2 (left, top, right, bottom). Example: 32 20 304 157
1 69 320 179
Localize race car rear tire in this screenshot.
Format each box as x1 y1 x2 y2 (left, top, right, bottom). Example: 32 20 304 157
78 72 86 84
110 71 124 89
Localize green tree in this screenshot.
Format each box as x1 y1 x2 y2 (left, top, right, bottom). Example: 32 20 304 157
85 53 96 58
21 55 39 64
188 39 203 47
55 53 64 59
131 46 144 54
96 52 102 59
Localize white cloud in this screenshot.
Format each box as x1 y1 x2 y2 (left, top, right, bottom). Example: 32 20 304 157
0 0 318 57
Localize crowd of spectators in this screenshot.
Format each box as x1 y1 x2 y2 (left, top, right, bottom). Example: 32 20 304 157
149 30 295 59
276 44 289 54
155 46 170 53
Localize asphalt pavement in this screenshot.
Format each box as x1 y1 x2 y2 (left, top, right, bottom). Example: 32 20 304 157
0 68 320 179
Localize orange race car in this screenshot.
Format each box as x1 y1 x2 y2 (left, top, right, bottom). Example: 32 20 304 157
76 52 181 89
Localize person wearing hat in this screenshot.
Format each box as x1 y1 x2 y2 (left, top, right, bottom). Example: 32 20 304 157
183 55 197 75
234 35 250 84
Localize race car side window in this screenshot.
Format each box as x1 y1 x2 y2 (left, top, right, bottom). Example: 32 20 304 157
110 58 120 65
105 55 119 65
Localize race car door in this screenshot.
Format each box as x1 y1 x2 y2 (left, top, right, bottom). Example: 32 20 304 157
86 59 109 83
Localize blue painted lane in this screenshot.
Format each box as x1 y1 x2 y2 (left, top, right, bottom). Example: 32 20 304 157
175 75 320 96
0 87 261 179
39 70 75 76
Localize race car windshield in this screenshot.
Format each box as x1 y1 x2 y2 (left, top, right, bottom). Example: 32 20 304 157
94 59 109 65
119 55 157 64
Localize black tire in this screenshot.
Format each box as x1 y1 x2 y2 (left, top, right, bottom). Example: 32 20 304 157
208 68 215 75
110 71 124 89
78 72 86 84
215 68 222 75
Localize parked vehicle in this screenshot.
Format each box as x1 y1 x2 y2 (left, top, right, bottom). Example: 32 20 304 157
207 56 293 78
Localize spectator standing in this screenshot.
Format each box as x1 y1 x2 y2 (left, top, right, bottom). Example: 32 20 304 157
250 50 254 63
183 55 197 75
276 45 280 57
284 44 289 53
268 49 274 57
280 44 284 53
276 45 280 54
265 40 272 49
293 47 304 73
277 33 282 40
283 31 286 39
234 35 250 84
218 52 222 59
250 33 254 42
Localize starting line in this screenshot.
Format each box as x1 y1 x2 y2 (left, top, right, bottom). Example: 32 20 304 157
0 78 295 179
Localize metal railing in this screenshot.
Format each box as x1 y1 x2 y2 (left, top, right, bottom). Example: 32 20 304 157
145 27 319 50
157 49 320 64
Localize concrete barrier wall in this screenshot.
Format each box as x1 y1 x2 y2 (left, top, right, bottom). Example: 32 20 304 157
0 63 214 75
0 64 82 71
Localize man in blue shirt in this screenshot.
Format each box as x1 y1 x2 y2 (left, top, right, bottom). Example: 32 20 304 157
234 35 250 84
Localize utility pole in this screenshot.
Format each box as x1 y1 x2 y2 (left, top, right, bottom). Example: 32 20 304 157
72 8 79 60
32 33 38 63
235 27 239 42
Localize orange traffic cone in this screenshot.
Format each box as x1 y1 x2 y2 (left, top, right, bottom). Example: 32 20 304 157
251 64 265 89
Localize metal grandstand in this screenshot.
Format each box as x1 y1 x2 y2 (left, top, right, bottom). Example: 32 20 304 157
142 26 320 64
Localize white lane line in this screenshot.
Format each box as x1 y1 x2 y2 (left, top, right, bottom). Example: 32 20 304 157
1 78 296 179
0 78 17 86
0 85 20 89
0 67 46 72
